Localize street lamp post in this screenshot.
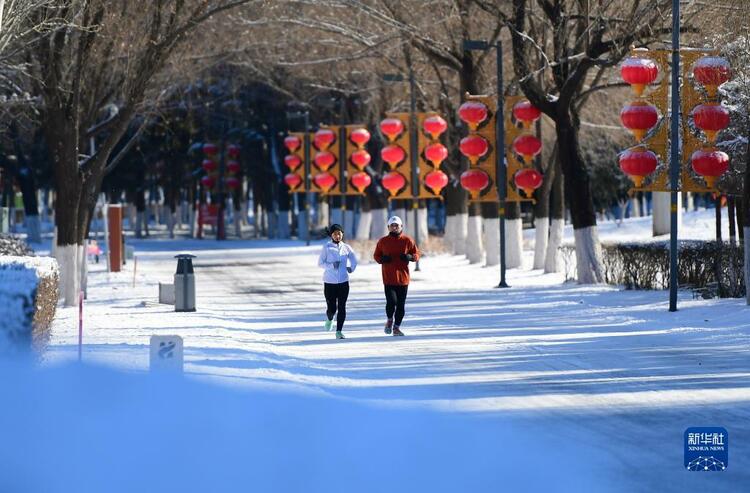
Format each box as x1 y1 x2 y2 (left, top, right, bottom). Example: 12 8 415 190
463 39 509 288
668 0 680 311
383 72 421 271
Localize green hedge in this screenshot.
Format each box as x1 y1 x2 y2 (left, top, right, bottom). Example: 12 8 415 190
561 241 745 297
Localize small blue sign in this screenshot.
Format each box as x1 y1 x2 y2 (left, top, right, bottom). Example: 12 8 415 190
684 427 728 471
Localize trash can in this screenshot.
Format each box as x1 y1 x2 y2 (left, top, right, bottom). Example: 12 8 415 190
174 253 196 312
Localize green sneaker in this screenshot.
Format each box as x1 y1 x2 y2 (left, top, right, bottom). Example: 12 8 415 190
335 331 345 339
324 319 333 331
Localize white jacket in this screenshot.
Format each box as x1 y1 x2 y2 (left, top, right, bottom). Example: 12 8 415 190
318 240 358 284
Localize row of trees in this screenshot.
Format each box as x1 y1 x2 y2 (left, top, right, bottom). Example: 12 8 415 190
0 0 747 305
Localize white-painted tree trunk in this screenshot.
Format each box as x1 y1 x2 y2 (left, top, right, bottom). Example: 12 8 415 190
56 244 80 307
466 214 483 264
483 218 499 266
343 209 356 238
686 192 694 211
78 244 87 299
453 213 469 255
128 204 137 231
573 226 605 283
417 208 429 246
356 211 371 240
167 210 175 238
135 212 146 238
370 208 388 239
544 219 564 273
652 192 682 236
630 196 641 217
317 201 329 230
505 218 523 269
533 217 549 270
443 215 456 252
25 215 41 244
234 212 242 238
277 210 291 238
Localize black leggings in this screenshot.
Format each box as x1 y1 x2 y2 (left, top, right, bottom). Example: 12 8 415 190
324 282 350 331
384 284 408 326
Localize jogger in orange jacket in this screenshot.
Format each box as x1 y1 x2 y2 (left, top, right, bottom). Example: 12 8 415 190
373 215 419 336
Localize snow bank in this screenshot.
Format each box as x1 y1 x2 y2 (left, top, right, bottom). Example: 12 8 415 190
0 362 609 493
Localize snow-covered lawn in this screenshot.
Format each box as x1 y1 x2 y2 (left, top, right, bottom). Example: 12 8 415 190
8 209 749 491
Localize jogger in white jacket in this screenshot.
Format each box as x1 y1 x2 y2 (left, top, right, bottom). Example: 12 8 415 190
318 224 358 339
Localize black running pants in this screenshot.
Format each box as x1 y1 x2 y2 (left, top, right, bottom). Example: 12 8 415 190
384 284 408 326
324 282 350 331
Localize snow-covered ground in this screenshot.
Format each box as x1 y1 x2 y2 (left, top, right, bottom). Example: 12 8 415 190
5 209 749 491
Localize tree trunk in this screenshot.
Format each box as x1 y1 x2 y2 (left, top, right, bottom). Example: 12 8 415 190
744 134 750 305
505 201 522 269
444 181 468 254
481 202 499 266
466 202 483 264
728 196 737 246
545 156 565 273
533 155 554 269
557 119 603 283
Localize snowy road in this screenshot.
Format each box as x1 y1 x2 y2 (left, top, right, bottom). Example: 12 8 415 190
46 234 750 491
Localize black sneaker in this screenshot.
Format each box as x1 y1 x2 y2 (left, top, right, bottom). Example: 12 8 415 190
392 327 404 336
384 319 393 335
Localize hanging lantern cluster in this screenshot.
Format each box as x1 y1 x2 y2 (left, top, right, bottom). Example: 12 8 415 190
511 100 543 197
457 100 491 198
348 127 372 193
283 134 304 192
379 117 408 197
312 128 337 193
618 54 663 187
421 115 449 195
201 142 219 191
689 56 732 188
225 144 241 191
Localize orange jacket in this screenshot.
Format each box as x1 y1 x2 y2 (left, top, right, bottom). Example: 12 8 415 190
373 233 420 286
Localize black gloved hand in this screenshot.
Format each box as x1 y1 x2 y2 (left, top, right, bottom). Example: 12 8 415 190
346 267 353 273
380 255 392 263
400 253 413 262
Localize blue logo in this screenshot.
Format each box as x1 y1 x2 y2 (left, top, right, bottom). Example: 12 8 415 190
685 427 728 471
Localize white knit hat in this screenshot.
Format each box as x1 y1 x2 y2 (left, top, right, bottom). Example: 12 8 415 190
387 215 403 226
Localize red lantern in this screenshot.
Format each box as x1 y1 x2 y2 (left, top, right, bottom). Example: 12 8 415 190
512 100 541 128
692 103 730 144
620 57 658 97
313 172 337 192
350 149 371 170
349 128 371 147
201 175 215 189
381 145 406 167
380 118 404 141
202 143 218 155
514 168 543 197
693 56 731 98
350 172 372 193
458 101 489 130
460 169 490 197
620 101 659 142
227 144 240 158
459 135 489 164
381 171 406 196
201 159 218 172
314 151 336 171
691 149 729 188
226 160 241 174
423 115 447 140
284 154 302 171
619 147 658 187
284 173 302 190
313 128 336 150
424 143 448 167
512 135 542 163
424 170 448 194
284 135 301 152
226 177 241 190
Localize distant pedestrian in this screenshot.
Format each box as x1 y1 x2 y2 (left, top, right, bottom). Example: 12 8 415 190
318 224 358 339
373 215 419 336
